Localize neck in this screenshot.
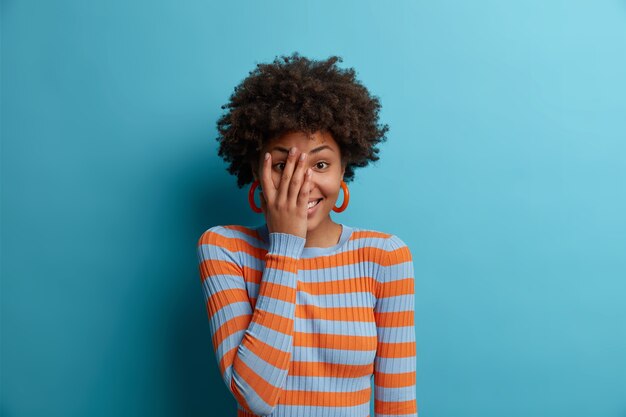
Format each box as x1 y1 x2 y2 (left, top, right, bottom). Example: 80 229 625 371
304 217 343 248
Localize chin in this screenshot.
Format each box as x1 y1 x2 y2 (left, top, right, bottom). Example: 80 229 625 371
306 215 323 230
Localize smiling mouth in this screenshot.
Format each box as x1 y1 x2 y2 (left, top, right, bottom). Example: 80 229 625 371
307 198 322 209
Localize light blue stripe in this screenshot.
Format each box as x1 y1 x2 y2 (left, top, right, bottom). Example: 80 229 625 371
378 261 414 282
285 374 371 392
374 385 417 401
245 318 295 343
375 325 415 342
235 255 382 276
267 402 371 417
215 326 292 362
252 296 297 320
239 346 288 382
229 366 275 416
293 346 376 364
215 330 246 363
375 294 415 312
207 300 251 332
376 410 418 417
374 356 417 373
374 295 415 313
298 261 381 278
295 290 376 307
294 317 377 336
261 265 299 286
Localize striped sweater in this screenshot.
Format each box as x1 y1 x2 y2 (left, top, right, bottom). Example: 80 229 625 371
196 222 417 417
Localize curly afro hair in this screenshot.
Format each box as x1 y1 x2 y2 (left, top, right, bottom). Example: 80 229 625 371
215 52 390 189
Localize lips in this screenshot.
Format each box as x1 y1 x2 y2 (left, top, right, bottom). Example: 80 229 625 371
307 198 323 215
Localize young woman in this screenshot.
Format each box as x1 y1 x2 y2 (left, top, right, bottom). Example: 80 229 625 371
197 53 417 417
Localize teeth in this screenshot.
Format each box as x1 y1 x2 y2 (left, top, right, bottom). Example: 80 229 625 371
307 199 321 209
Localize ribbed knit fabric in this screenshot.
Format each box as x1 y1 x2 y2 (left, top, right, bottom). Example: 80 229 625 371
196 223 417 417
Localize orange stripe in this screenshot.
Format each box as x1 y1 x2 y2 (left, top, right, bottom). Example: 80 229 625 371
290 360 373 377
376 341 416 358
209 308 295 353
374 370 417 388
374 398 417 415
374 310 415 327
293 332 377 351
198 229 238 251
218 346 237 375
198 228 303 282
297 276 376 296
241 264 261 284
230 375 254 414
211 314 252 353
297 247 381 269
380 245 413 265
219 340 291 377
278 387 371 407
250 308 294 335
257 281 296 303
199 258 241 282
377 277 414 297
244 272 377 299
205 287 249 320
245 338 291 370
295 303 375 322
294 331 377 351
234 355 289 408
264 253 300 274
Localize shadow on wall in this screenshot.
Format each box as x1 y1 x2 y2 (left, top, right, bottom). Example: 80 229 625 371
169 288 236 416
167 140 263 416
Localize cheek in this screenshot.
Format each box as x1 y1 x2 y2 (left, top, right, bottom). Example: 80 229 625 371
318 181 341 198
265 170 282 189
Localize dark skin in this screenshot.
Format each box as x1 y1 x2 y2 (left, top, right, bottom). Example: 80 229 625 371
251 130 347 248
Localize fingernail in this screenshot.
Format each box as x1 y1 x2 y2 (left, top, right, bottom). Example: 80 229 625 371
289 147 296 155
300 152 306 161
264 152 270 160
306 168 312 176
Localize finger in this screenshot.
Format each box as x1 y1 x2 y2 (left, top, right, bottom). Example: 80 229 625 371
288 151 308 204
298 168 312 212
260 191 267 213
260 152 276 204
276 146 298 205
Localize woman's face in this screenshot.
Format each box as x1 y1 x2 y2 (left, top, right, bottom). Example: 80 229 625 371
253 130 346 232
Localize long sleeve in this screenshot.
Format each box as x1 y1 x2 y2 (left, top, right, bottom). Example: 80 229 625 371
373 235 418 417
197 225 305 416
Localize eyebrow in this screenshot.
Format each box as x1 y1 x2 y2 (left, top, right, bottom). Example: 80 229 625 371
270 145 334 155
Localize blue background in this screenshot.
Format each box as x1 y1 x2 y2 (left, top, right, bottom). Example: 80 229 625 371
2 0 626 416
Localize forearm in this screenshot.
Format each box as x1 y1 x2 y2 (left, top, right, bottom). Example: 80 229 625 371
226 232 304 415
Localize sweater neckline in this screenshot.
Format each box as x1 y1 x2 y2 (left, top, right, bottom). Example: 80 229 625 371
256 223 353 258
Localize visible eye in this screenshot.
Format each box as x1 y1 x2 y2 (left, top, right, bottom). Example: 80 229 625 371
274 161 328 172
